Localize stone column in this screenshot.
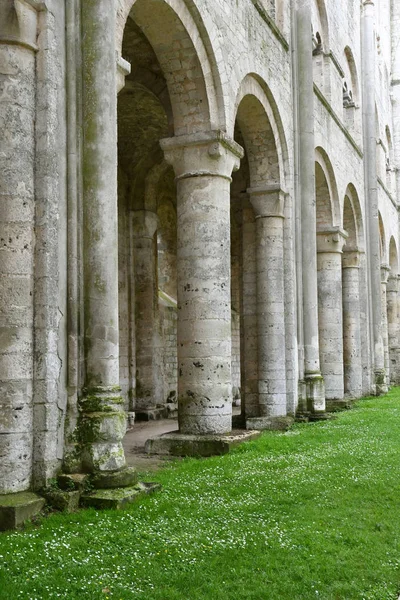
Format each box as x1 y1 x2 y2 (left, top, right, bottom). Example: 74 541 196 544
0 0 38 493
317 228 347 407
362 0 386 393
161 131 243 435
247 186 288 428
80 0 127 473
131 210 163 419
387 274 400 385
381 265 390 387
240 199 258 418
296 2 325 414
342 250 363 399
359 250 373 394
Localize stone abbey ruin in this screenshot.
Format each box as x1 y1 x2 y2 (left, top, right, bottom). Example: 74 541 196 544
0 0 400 524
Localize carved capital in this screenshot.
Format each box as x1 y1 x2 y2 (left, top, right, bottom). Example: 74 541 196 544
160 131 244 182
316 227 348 253
381 264 391 284
342 250 360 268
117 54 131 94
0 0 41 51
247 184 285 218
131 210 158 239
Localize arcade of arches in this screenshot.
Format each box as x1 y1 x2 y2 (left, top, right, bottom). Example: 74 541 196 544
1 0 400 499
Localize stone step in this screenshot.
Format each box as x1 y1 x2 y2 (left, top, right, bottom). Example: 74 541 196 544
80 481 161 510
0 492 45 531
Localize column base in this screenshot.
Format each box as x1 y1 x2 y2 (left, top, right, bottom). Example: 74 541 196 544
374 370 388 396
79 387 127 473
145 430 261 457
325 398 353 412
80 482 161 510
246 416 294 431
305 373 326 413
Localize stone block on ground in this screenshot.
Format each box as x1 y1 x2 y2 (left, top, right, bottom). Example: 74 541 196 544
57 473 90 491
43 489 81 512
246 416 294 431
91 466 138 489
145 430 261 457
0 492 45 531
80 481 161 510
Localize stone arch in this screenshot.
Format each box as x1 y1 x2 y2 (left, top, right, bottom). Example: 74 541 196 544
342 183 365 250
389 236 399 275
116 0 225 134
233 74 290 190
378 211 386 261
311 0 329 50
315 147 340 229
344 46 359 104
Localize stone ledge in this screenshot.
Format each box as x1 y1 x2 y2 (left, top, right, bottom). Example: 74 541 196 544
0 492 45 531
80 482 161 510
246 416 294 431
145 430 261 457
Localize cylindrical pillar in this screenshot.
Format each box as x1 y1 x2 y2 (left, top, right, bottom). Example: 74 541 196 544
0 0 38 493
249 187 287 422
387 274 400 385
240 200 258 418
131 210 162 417
342 251 363 398
317 229 347 406
80 0 126 472
297 2 325 413
161 132 243 435
381 265 390 387
362 0 386 392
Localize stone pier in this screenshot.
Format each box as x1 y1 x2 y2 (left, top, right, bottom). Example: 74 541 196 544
0 0 38 493
131 210 164 420
80 0 127 473
296 1 326 414
317 228 347 408
247 186 288 430
380 265 390 387
342 250 363 398
387 274 400 385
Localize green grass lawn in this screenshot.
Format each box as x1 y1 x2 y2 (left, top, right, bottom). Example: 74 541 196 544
2 391 400 599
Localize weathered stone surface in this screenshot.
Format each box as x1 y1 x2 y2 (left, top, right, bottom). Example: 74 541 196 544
80 482 161 510
57 473 90 491
42 489 81 512
246 416 294 431
91 466 138 489
0 492 45 531
145 430 261 457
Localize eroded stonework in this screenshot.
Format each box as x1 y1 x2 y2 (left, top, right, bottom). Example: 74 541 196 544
1 0 400 492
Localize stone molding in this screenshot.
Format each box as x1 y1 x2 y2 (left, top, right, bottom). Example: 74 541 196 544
247 184 286 218
316 227 348 253
0 0 41 51
160 131 244 181
342 249 361 268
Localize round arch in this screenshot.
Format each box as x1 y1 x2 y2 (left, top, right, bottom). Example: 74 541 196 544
342 183 365 251
389 236 399 275
315 147 341 228
232 73 290 190
378 211 386 262
116 0 225 133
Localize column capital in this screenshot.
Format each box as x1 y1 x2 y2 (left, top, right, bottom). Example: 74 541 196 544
0 0 42 51
247 184 286 218
160 131 244 181
117 54 131 94
131 209 158 239
342 249 360 268
316 227 348 253
387 273 399 292
381 263 391 284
